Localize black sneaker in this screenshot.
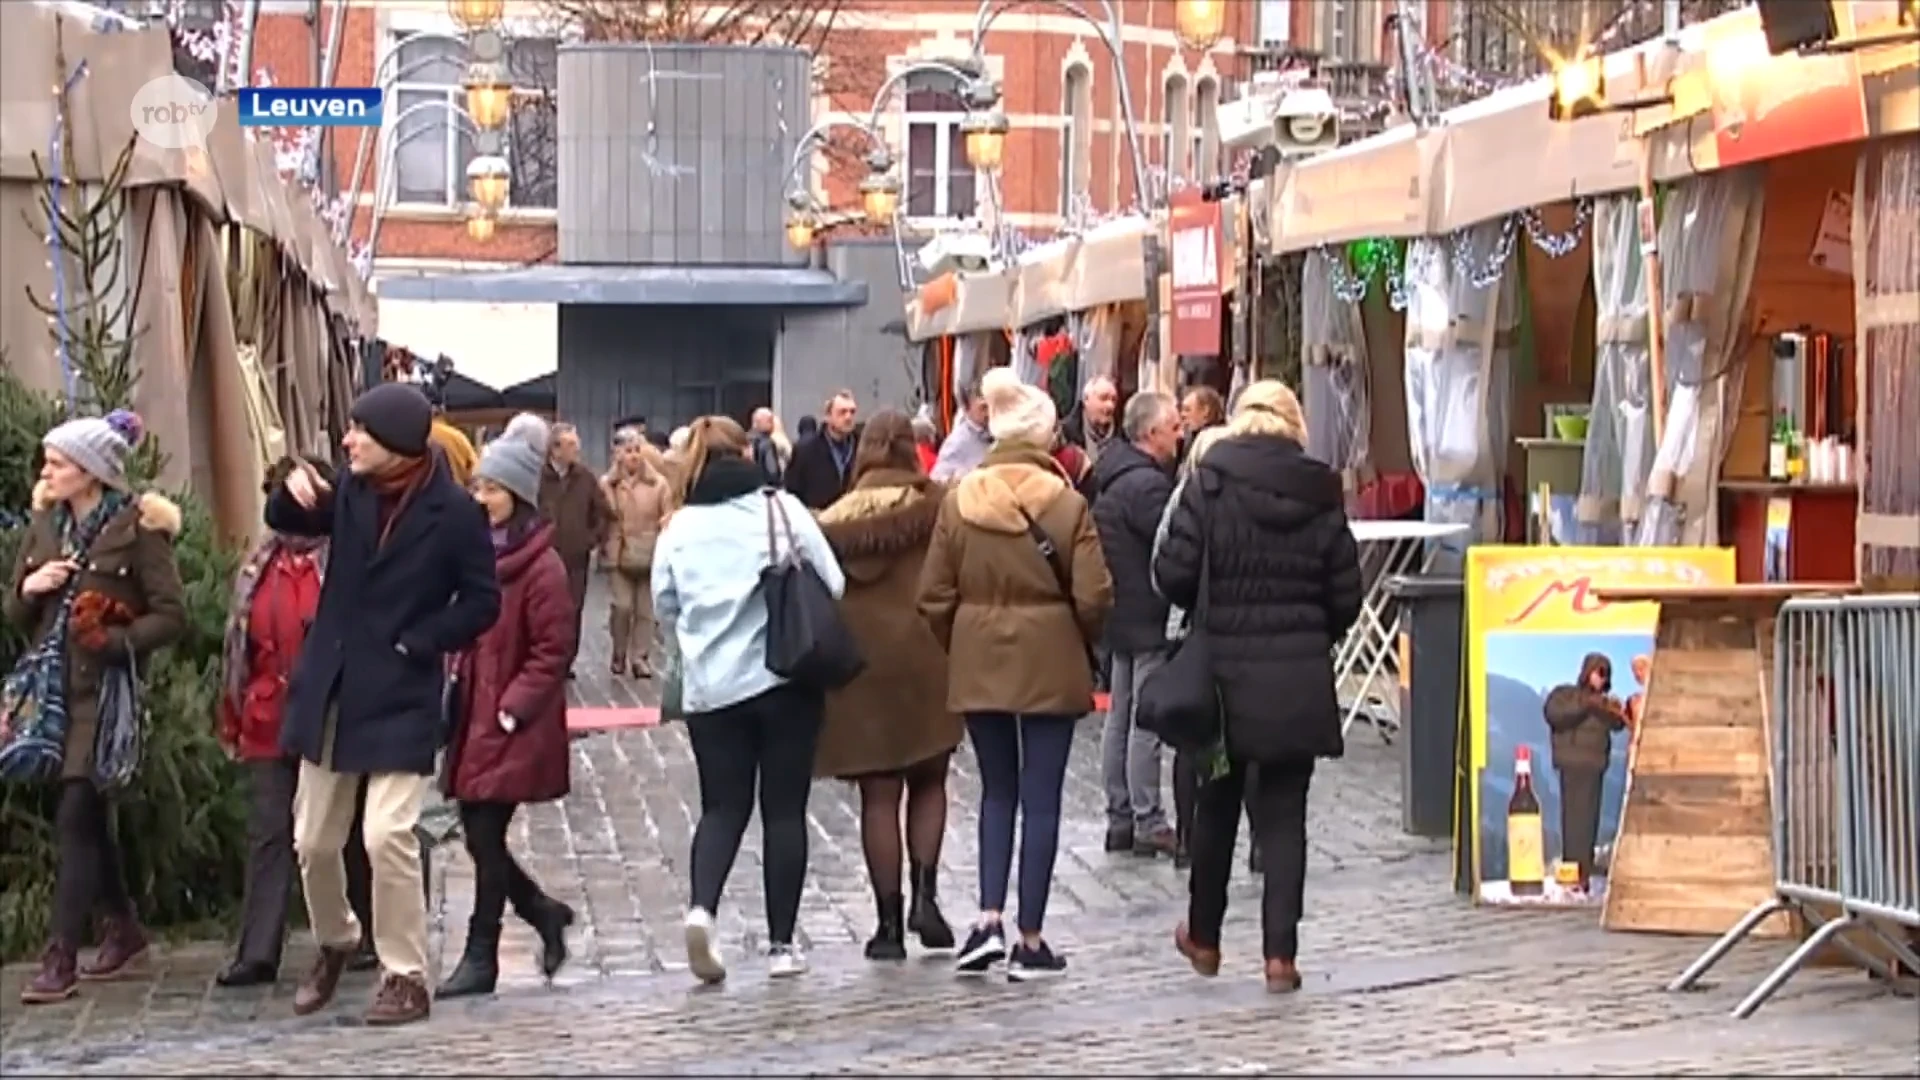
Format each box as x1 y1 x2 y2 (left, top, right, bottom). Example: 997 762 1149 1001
1104 823 1134 853
1007 940 1067 982
955 923 1007 976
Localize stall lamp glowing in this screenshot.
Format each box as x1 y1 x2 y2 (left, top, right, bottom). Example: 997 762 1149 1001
1548 56 1606 121
463 63 514 131
961 111 1010 172
859 172 901 225
448 0 505 30
1173 0 1227 51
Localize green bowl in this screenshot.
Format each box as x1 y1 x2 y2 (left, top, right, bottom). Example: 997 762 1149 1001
1553 415 1590 441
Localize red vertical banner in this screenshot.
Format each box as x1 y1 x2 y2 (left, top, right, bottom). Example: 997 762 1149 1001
1168 187 1226 357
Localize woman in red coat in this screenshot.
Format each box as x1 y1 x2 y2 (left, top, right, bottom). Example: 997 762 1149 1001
437 415 577 999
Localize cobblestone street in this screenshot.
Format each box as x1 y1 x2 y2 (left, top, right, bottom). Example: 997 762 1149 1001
2 588 1915 1075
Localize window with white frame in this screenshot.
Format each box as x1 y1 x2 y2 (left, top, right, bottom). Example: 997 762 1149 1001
1193 76 1220 182
1061 63 1092 216
1163 74 1190 183
901 71 977 221
388 31 558 210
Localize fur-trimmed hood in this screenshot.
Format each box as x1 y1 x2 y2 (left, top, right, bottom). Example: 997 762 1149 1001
32 481 182 537
952 443 1071 535
817 469 941 585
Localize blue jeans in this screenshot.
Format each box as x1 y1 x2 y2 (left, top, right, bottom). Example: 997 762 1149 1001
966 712 1077 936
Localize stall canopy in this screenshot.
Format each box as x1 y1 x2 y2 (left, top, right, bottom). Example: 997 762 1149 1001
1009 214 1155 329
904 268 1014 342
1271 124 1442 252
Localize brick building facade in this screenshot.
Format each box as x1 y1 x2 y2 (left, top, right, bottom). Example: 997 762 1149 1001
247 0 1259 275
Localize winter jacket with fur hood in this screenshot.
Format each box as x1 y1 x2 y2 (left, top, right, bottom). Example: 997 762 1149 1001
6 485 186 780
918 442 1113 717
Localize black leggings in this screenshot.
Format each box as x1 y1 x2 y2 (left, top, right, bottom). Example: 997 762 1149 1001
460 800 548 936
52 780 131 945
1187 758 1314 961
686 683 824 947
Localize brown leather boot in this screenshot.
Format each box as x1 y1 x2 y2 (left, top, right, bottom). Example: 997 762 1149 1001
79 916 149 981
1264 957 1303 994
1174 923 1221 977
20 942 78 1004
292 944 355 1016
365 972 431 1025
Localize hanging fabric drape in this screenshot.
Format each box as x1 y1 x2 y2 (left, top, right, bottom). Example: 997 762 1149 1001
1009 326 1043 386
1633 169 1765 547
1299 249 1373 493
1403 219 1519 549
1075 306 1122 391
954 333 992 423
1854 137 1920 584
1576 196 1653 544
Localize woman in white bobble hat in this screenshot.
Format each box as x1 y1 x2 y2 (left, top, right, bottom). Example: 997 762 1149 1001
6 410 186 1004
436 413 577 999
916 367 1112 982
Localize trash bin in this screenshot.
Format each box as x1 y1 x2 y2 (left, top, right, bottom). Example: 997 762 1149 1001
1383 575 1464 840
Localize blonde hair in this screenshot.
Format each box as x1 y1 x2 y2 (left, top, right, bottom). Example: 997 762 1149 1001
1225 379 1308 444
678 415 750 504
1182 424 1232 474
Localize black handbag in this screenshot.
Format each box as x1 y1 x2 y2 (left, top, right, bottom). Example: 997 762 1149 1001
761 492 865 691
1135 490 1222 753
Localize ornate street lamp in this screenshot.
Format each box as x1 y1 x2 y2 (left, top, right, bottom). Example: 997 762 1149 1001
463 61 514 130
785 213 815 249
859 147 902 224
466 154 511 211
448 0 505 31
961 110 1009 172
465 206 498 242
1173 0 1228 51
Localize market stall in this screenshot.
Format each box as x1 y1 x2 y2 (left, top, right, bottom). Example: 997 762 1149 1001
904 268 1014 434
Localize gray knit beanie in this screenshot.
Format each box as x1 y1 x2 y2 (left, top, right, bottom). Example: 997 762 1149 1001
42 409 143 490
475 413 550 507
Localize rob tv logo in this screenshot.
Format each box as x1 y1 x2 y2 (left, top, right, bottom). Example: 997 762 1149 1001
239 87 384 127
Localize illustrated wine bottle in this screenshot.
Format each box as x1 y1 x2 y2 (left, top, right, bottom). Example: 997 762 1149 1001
1507 745 1546 897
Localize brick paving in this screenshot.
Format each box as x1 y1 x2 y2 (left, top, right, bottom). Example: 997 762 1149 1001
2 582 1915 1075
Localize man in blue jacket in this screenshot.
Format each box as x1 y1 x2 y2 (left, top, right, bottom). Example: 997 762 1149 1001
267 382 500 1026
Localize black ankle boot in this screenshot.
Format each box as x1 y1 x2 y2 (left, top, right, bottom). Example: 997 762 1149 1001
435 925 500 999
865 894 907 961
523 897 575 980
906 862 955 951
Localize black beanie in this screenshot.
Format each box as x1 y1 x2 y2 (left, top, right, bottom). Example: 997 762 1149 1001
350 382 433 458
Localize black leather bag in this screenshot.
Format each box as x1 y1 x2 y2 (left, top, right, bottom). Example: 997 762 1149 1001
1136 489 1222 753
761 492 865 691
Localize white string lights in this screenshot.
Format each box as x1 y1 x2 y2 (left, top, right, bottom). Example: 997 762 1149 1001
1319 199 1594 308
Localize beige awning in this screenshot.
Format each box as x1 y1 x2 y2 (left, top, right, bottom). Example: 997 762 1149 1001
904 269 1015 342
1066 215 1153 312
1011 237 1075 329
1270 124 1442 252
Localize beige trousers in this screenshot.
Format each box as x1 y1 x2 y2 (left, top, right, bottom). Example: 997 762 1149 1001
292 750 431 978
608 567 654 665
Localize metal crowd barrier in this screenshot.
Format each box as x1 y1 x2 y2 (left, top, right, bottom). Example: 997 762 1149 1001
1667 593 1920 1018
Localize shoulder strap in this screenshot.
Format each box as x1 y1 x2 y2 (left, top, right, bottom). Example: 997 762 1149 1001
764 489 797 564
1017 507 1073 601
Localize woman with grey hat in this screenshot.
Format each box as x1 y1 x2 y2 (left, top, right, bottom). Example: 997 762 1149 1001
436 414 577 998
5 410 186 1005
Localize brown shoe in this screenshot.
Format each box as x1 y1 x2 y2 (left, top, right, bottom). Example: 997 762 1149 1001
292 945 355 1016
365 972 431 1026
1174 923 1221 977
78 916 149 981
1132 825 1180 858
1264 957 1303 994
20 942 78 1005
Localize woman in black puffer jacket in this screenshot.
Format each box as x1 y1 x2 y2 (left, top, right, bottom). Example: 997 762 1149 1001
1150 379 1362 994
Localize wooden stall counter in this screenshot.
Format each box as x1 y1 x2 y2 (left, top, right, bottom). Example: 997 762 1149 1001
1590 584 1857 940
1719 480 1858 585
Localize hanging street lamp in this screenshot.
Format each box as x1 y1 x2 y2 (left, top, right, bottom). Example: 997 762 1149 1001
1173 0 1228 51
463 60 514 130
466 154 511 211
465 206 498 242
448 0 505 31
960 110 1009 172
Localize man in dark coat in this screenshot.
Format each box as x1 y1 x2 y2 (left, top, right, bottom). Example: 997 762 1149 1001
1543 652 1627 891
1059 375 1119 470
784 390 860 510
266 381 500 1026
537 422 610 677
1090 391 1181 858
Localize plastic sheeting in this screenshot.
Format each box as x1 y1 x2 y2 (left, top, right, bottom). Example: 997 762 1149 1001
1575 196 1654 544
1856 139 1920 583
1632 170 1765 547
1403 220 1519 550
1299 249 1372 490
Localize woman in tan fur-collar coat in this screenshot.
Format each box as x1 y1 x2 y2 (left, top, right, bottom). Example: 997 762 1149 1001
815 411 962 964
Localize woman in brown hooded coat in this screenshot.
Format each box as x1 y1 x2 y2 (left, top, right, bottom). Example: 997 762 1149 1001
815 411 963 962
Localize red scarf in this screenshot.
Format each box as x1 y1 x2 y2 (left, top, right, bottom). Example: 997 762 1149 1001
369 453 432 546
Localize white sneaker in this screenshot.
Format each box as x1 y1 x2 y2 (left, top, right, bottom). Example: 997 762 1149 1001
684 907 726 985
768 943 808 979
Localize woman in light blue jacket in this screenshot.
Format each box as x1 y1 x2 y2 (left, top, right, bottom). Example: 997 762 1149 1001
651 415 845 985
